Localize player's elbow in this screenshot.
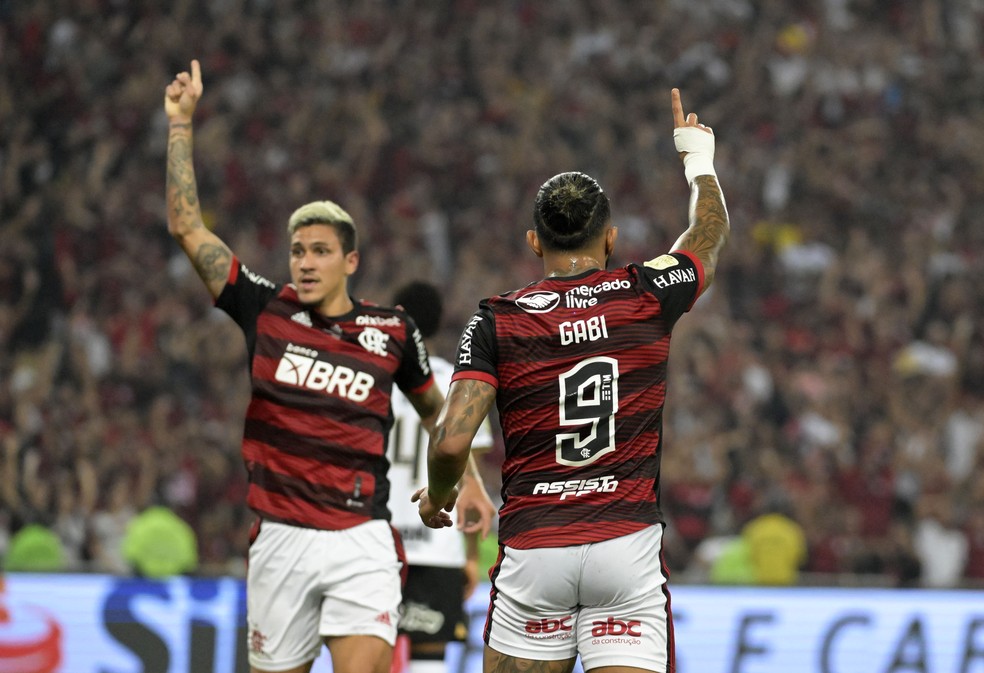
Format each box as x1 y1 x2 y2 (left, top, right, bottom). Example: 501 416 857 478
430 423 470 464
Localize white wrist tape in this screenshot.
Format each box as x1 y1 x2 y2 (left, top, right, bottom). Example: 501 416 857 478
673 126 717 183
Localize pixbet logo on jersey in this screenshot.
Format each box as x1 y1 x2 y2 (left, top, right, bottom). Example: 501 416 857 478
274 343 375 402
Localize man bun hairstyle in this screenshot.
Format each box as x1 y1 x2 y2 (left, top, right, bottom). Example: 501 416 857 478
533 172 611 251
287 200 358 254
393 281 443 339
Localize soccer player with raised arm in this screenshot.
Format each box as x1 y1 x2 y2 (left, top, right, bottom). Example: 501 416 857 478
414 89 729 673
164 60 490 673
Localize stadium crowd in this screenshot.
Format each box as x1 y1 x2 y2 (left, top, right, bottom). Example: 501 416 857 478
2 0 984 587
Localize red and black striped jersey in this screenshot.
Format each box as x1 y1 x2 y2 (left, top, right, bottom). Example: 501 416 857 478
452 251 704 549
216 258 435 531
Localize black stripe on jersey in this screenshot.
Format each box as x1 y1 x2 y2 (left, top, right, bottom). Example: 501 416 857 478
503 498 656 532
251 461 392 522
251 379 384 431
251 463 358 511
245 418 381 462
503 453 657 487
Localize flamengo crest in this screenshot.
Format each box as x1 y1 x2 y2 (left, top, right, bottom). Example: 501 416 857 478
358 327 390 356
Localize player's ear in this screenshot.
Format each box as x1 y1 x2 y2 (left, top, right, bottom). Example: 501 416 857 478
345 250 360 275
526 230 543 258
605 226 618 258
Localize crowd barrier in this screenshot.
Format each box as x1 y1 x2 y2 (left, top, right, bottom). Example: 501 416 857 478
1 573 983 673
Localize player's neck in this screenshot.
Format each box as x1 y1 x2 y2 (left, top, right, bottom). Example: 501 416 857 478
544 253 605 278
314 290 355 317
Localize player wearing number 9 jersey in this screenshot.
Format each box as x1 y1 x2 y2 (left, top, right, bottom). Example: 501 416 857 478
415 89 729 673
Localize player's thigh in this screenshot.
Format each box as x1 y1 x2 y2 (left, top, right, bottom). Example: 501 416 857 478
577 525 672 673
399 565 468 646
250 662 313 673
484 644 577 673
326 634 392 673
319 520 403 644
485 544 581 661
246 522 324 671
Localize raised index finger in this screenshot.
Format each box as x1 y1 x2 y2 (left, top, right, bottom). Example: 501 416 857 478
671 88 685 128
190 59 203 89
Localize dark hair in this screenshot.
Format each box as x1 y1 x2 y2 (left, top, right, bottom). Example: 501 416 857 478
533 172 611 251
393 281 442 338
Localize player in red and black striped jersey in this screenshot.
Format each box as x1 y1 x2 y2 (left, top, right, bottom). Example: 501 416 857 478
217 266 435 532
165 60 491 673
414 89 729 673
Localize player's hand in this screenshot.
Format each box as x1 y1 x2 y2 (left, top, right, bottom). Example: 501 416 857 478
412 486 457 529
165 59 203 123
671 87 713 161
455 474 496 540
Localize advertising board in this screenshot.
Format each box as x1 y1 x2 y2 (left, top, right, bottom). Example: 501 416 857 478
2 574 982 673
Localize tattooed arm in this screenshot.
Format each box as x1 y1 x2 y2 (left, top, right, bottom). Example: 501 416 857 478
413 378 497 529
669 88 730 294
164 60 232 300
672 175 729 292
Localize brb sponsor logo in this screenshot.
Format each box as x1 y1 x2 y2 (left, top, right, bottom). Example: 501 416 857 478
525 617 573 640
565 279 631 308
532 475 618 499
591 617 643 646
275 343 375 402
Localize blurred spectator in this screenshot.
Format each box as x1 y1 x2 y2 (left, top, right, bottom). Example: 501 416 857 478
123 506 198 579
964 502 984 584
4 524 64 573
704 536 756 586
1 0 984 586
742 497 807 586
913 492 969 588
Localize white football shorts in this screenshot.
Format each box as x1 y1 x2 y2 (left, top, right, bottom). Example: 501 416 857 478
486 524 673 671
246 519 404 671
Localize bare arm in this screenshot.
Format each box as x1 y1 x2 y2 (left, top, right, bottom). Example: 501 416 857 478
405 381 445 432
164 60 232 299
410 381 497 536
668 88 730 293
414 378 497 528
456 452 496 538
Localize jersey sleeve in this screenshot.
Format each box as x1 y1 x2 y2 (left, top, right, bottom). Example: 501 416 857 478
393 312 436 395
639 250 705 329
451 303 498 388
214 258 280 357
